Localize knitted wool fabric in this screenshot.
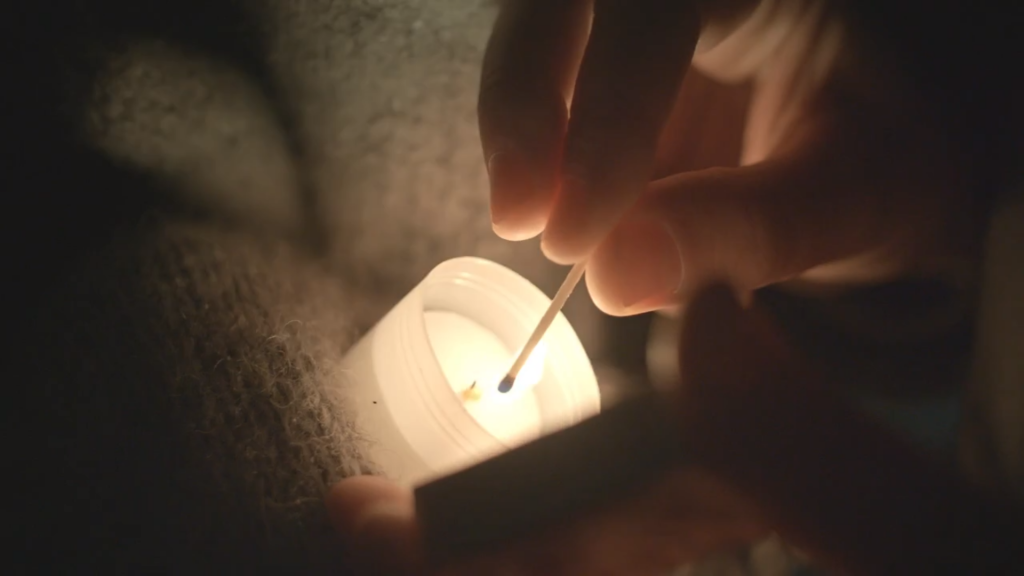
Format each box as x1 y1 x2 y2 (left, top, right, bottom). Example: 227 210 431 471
21 218 374 574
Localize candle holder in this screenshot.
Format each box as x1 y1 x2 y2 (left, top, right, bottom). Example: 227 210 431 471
340 257 601 486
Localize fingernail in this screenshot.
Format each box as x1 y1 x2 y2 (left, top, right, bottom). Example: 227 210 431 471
488 149 544 241
593 215 684 314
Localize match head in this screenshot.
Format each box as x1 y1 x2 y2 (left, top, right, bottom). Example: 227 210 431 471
497 374 515 394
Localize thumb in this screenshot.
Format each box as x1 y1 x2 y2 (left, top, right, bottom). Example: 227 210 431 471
585 124 958 316
326 476 423 575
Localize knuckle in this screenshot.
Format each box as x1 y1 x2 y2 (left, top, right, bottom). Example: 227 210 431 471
478 81 568 147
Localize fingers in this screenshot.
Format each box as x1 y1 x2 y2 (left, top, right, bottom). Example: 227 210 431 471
585 115 954 316
480 0 592 241
541 0 702 264
327 476 423 575
439 469 764 575
671 283 836 562
651 68 749 179
672 284 1012 576
546 468 766 574
673 284 804 447
328 467 764 576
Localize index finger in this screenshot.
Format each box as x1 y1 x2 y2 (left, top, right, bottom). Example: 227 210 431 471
479 0 592 241
542 0 702 264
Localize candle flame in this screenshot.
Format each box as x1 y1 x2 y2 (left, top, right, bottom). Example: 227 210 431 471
459 341 548 403
512 341 547 394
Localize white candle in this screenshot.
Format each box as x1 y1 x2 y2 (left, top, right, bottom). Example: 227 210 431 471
339 257 601 486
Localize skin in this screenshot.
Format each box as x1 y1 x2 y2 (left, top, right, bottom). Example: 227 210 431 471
327 0 1020 573
328 286 1021 575
480 0 979 315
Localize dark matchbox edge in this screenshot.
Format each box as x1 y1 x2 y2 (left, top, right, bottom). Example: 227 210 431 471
413 390 683 566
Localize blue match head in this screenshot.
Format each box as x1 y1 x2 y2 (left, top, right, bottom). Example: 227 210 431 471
497 375 515 394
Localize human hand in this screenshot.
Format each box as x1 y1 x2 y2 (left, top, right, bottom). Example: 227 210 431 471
326 285 1012 575
328 468 765 575
481 0 981 315
326 286 777 575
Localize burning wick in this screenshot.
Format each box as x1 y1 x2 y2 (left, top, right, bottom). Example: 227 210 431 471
460 383 483 402
459 259 585 403
461 342 549 403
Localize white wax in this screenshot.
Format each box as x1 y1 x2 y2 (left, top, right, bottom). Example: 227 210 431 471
423 310 543 446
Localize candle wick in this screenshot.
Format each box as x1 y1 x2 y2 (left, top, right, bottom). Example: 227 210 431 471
460 381 482 402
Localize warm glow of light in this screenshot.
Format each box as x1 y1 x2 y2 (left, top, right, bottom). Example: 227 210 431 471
461 341 548 404
487 340 548 404
513 341 547 394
